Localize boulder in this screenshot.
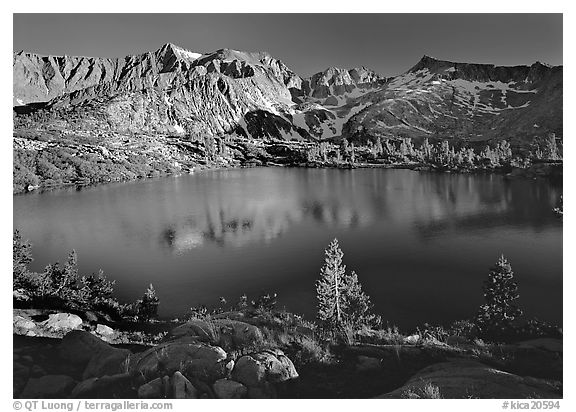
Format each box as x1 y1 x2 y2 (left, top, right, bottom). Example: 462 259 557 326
378 360 561 399
96 324 115 336
58 330 132 379
59 330 118 365
170 318 263 349
356 355 382 372
518 338 562 353
13 289 31 302
20 375 77 399
71 373 132 398
138 376 169 399
403 334 421 345
84 311 99 323
231 349 298 398
82 346 132 379
170 371 199 399
213 378 247 399
13 362 30 397
130 341 231 383
41 313 83 333
94 324 117 343
30 365 47 378
13 315 36 332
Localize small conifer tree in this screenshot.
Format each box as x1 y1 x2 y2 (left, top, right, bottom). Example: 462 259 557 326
476 255 523 338
317 239 375 330
317 239 347 326
342 270 373 327
137 283 160 322
13 230 33 286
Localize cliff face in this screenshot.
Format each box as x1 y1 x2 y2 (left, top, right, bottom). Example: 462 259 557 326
13 46 562 145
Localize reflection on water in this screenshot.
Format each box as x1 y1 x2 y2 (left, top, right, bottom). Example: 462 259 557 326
13 168 562 328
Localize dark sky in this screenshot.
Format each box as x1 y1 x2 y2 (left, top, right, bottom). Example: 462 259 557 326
13 14 562 77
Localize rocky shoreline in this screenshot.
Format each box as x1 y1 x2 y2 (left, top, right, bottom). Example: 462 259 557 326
13 130 563 196
13 308 562 399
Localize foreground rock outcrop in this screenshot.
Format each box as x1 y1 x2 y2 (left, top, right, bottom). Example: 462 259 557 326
378 360 561 399
13 309 562 399
13 313 300 399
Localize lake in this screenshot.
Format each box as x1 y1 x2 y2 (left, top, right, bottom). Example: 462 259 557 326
13 167 563 330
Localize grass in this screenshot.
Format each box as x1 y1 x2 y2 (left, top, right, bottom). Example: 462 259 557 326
402 382 442 399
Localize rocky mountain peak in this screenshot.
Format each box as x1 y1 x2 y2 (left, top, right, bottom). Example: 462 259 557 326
407 54 560 85
12 45 562 147
304 65 386 100
157 43 202 61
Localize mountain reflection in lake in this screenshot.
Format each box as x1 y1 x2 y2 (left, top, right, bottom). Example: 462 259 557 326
13 168 562 329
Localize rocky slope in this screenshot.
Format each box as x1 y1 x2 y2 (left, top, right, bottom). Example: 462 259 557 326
14 44 562 145
342 56 563 147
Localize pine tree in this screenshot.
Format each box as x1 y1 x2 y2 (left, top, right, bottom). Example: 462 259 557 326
13 230 33 283
375 137 384 157
342 270 373 327
544 133 560 160
316 239 375 329
420 138 433 162
137 283 160 322
316 238 347 326
476 255 523 338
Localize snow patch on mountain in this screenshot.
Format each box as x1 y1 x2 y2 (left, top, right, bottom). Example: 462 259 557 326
172 45 202 60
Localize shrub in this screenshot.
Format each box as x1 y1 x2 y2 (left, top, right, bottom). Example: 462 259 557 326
250 292 278 312
13 230 123 316
402 382 442 399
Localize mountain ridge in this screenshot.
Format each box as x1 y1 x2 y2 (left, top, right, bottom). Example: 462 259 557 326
13 44 562 145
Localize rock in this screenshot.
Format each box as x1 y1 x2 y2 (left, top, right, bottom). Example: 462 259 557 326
247 383 277 399
71 378 99 398
96 324 115 336
403 334 421 345
13 289 31 302
20 375 76 399
71 373 132 398
58 330 132 379
41 313 83 333
231 349 298 398
59 330 116 365
84 311 99 323
94 324 117 342
130 341 231 383
378 361 561 399
13 315 36 332
30 365 47 377
138 377 167 399
21 355 34 364
518 338 562 353
170 319 213 342
170 318 263 349
170 371 198 399
356 355 382 372
213 378 247 399
13 362 30 397
232 355 264 387
82 346 132 379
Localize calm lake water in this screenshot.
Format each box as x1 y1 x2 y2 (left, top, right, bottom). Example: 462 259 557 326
13 168 563 329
